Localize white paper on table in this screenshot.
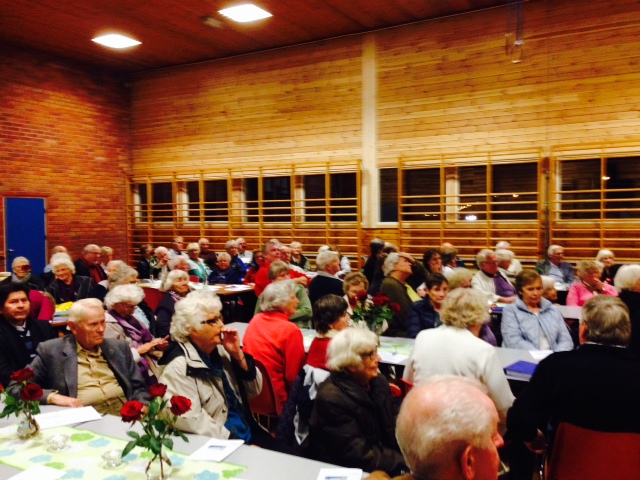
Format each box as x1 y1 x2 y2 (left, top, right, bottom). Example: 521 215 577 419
34 406 102 429
316 467 363 480
187 438 244 462
529 349 553 361
378 351 408 364
8 465 67 480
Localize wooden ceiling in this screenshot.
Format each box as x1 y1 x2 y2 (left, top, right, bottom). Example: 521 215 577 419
2 0 514 73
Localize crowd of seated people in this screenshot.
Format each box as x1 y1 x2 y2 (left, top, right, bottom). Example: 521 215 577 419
5 235 640 478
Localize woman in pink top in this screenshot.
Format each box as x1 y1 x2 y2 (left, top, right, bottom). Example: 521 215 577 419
567 260 618 307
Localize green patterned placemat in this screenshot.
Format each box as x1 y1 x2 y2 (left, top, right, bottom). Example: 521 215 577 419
0 425 246 479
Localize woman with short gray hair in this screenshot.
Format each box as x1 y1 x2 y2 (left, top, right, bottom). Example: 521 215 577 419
159 290 281 449
243 280 306 411
46 253 93 304
567 259 618 307
403 288 514 431
104 284 169 386
155 269 191 338
380 252 419 337
308 328 406 475
615 264 640 356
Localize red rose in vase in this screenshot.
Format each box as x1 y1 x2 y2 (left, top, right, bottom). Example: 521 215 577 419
169 396 192 416
148 383 168 399
20 383 43 402
10 368 35 383
121 400 145 423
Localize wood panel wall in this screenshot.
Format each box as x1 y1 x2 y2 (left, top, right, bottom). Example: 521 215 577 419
129 0 640 262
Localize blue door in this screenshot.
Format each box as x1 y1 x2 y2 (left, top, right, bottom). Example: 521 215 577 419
4 198 47 275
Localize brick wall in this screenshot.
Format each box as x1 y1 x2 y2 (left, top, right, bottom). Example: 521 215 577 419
0 45 131 270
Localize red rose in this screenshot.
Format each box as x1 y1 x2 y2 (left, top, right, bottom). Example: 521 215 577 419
356 291 369 303
371 294 388 307
10 368 35 383
20 383 43 402
148 383 167 399
390 302 401 312
169 396 192 416
120 401 144 423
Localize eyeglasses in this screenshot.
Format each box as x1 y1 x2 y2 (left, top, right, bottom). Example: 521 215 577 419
360 349 379 360
201 316 223 325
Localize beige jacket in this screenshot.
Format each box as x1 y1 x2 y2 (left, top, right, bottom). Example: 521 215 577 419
158 339 262 439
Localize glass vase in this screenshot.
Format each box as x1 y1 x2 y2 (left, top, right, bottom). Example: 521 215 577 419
145 453 173 480
16 413 40 440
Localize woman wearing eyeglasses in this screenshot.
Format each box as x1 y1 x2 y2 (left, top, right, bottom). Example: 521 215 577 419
158 289 274 446
308 328 407 477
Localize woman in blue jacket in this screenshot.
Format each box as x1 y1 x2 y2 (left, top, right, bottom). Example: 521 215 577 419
501 270 574 351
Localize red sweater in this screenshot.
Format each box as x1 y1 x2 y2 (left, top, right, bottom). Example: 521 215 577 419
254 261 308 297
242 311 306 413
306 337 331 371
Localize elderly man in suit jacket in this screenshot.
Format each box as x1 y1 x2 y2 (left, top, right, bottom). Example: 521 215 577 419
13 298 149 415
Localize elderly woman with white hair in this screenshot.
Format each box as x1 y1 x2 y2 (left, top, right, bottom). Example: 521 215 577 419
45 252 93 304
158 290 276 446
403 288 514 430
380 252 420 337
308 328 407 476
208 252 243 285
104 284 169 385
88 259 127 302
597 248 621 285
185 242 210 283
308 250 344 305
615 264 640 356
243 280 306 412
566 259 618 307
155 269 191 338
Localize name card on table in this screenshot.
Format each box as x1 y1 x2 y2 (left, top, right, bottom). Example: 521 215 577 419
188 438 244 462
316 468 363 480
35 406 102 429
8 465 66 480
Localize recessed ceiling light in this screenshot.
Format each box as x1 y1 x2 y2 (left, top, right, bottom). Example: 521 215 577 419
92 34 141 49
219 4 272 23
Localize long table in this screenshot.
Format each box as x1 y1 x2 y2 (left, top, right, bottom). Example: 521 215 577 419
226 321 541 373
0 406 360 479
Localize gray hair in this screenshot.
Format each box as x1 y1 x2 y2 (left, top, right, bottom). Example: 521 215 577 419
186 242 200 252
217 252 231 262
51 253 75 274
170 289 222 343
82 244 100 254
316 250 338 271
11 256 29 268
495 241 511 250
100 246 113 256
290 241 302 249
596 249 614 262
396 376 496 479
225 240 238 250
104 284 145 309
576 260 603 278
614 264 640 291
581 296 631 347
162 269 189 291
326 327 378 372
259 279 297 312
441 288 488 329
447 268 473 290
168 256 189 271
109 266 138 289
68 298 104 324
268 261 290 281
475 249 496 266
495 249 514 263
548 244 563 256
262 240 279 255
540 275 556 291
383 252 401 276
155 246 169 256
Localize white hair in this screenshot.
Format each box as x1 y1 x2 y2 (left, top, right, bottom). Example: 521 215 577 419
259 280 296 312
171 290 222 343
548 244 563 256
162 269 188 291
316 250 338 271
441 288 488 329
614 264 640 291
475 249 496 265
11 256 29 268
495 249 514 262
326 327 378 372
68 298 104 324
596 249 614 262
155 246 169 256
51 253 75 274
104 284 145 309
